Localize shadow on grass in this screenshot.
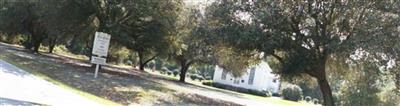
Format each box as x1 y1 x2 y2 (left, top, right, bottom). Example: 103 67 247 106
0 45 176 105
0 60 31 78
150 75 248 99
0 43 244 105
0 97 47 106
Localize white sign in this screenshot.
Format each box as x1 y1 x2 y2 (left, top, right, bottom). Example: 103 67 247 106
90 56 107 65
92 32 111 57
91 32 111 78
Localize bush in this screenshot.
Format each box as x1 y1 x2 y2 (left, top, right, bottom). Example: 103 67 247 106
204 76 212 80
125 60 133 65
190 74 197 80
272 93 281 97
202 80 213 86
0 34 27 44
204 82 271 97
212 82 225 88
172 71 179 77
282 84 303 101
189 74 205 81
160 67 169 74
197 75 204 81
166 71 172 75
248 90 272 97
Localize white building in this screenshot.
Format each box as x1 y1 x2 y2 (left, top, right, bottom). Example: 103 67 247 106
213 61 280 93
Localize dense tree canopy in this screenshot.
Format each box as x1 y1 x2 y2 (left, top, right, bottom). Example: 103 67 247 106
0 0 399 105
89 0 183 70
205 0 400 105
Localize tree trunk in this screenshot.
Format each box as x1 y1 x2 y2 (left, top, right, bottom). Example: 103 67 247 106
313 63 335 106
48 44 55 53
139 63 145 71
48 41 56 53
179 64 189 82
179 60 193 82
137 51 156 71
306 56 335 106
138 51 145 71
318 78 335 106
33 39 41 53
48 37 57 53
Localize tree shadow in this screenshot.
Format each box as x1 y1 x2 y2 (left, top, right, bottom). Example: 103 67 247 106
1 49 177 105
0 43 246 105
0 97 47 106
0 60 32 78
149 75 248 99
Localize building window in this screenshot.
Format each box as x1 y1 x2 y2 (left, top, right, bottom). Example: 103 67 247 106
248 67 255 85
241 80 245 83
221 69 227 80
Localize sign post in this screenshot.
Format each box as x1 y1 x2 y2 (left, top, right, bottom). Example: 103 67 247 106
91 32 111 78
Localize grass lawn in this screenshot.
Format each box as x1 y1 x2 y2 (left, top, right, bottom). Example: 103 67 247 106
0 42 317 106
146 69 319 106
0 56 122 106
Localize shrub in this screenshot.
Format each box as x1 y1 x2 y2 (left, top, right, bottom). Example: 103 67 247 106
202 80 213 86
212 82 226 89
282 84 303 101
248 90 272 97
190 74 197 80
172 71 179 77
160 71 166 74
166 71 172 75
196 75 204 81
0 34 27 44
205 82 271 97
166 64 178 71
272 93 281 97
160 67 169 74
188 74 205 81
125 60 133 65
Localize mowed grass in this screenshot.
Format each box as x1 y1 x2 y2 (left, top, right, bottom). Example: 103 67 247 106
0 43 316 106
146 69 319 106
0 56 122 106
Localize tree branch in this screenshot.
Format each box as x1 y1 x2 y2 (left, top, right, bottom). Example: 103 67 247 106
142 55 157 66
271 53 284 63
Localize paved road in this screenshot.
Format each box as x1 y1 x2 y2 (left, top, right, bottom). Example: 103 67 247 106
0 60 102 106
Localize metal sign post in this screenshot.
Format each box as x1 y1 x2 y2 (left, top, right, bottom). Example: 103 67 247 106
94 64 100 78
91 32 111 78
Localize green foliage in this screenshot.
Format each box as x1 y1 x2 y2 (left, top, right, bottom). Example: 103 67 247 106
212 45 262 77
189 74 197 80
0 0 95 53
166 71 172 76
380 90 400 106
172 71 179 77
206 1 400 105
166 6 216 82
108 43 131 64
191 64 215 80
331 64 395 106
205 82 272 97
93 0 183 69
282 84 303 102
201 80 213 86
0 34 27 44
166 63 179 71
